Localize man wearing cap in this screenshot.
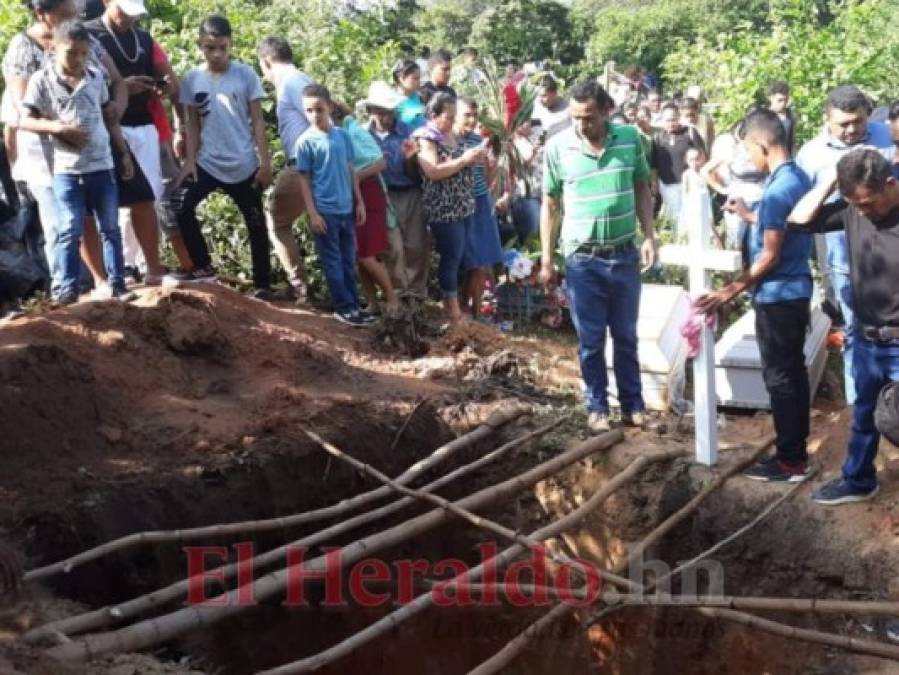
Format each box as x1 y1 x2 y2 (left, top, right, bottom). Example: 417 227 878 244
366 80 428 299
257 37 314 299
85 0 185 286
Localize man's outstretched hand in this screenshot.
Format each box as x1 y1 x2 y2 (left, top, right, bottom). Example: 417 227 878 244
694 288 735 315
0 542 23 596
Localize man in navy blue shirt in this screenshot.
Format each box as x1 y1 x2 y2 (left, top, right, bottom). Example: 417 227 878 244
697 109 813 482
366 81 428 299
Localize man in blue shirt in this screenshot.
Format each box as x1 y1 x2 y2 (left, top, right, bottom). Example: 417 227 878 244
365 81 429 300
697 109 813 482
796 86 894 405
258 37 314 299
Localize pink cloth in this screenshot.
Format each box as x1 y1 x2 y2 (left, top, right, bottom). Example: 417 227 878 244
681 303 718 358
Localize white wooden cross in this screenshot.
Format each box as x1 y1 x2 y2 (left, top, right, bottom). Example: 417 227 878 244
658 217 743 466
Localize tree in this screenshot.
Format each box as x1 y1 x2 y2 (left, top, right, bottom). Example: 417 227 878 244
662 0 899 144
576 0 770 78
469 0 578 65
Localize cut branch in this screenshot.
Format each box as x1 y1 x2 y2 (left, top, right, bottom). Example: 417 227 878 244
45 429 626 661
27 418 561 643
694 608 899 661
25 406 528 583
299 426 634 590
466 436 775 675
253 445 686 675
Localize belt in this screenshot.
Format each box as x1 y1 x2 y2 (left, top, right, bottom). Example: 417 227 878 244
573 240 636 257
860 324 899 342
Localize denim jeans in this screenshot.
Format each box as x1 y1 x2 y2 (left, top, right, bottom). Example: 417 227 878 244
564 244 644 414
844 336 899 491
509 196 540 246
430 216 470 299
831 270 857 405
25 182 61 293
755 299 811 465
53 169 124 295
313 212 359 314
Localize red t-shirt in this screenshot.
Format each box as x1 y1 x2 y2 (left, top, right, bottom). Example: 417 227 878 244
149 41 173 144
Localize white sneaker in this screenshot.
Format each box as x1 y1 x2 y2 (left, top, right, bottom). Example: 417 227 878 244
587 412 611 433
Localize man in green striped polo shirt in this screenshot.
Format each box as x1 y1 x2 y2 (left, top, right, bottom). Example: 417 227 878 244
539 79 657 433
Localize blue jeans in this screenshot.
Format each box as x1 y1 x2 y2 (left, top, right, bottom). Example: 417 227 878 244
313 212 359 313
509 196 540 246
430 216 470 298
53 170 124 295
27 182 62 294
565 244 644 414
831 270 857 405
843 336 899 491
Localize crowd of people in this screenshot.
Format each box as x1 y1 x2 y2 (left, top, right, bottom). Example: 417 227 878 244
2 0 899 510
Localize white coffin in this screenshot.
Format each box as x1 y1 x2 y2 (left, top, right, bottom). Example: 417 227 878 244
714 305 831 409
604 284 692 411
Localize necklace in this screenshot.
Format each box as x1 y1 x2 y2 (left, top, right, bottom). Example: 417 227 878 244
102 17 142 64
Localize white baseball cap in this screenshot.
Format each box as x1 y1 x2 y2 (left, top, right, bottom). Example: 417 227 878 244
117 0 148 17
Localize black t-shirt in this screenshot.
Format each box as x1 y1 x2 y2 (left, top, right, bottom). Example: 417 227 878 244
651 126 705 185
420 81 457 105
809 200 899 327
84 18 155 127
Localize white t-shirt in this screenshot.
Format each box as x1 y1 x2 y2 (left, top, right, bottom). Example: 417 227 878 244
532 99 571 142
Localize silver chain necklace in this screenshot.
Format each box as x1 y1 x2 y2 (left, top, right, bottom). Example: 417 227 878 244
102 17 141 64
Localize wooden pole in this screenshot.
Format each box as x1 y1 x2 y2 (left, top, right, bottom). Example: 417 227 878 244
253 446 686 675
25 406 529 582
26 419 563 643
299 427 635 590
45 430 628 661
466 436 774 675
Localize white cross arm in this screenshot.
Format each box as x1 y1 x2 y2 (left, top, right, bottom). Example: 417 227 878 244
658 245 743 273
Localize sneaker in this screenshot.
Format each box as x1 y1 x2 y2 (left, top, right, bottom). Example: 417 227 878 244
812 478 879 505
744 456 811 483
110 282 138 302
587 412 612 433
621 411 646 428
54 290 79 306
123 265 142 284
357 309 378 324
191 266 217 283
143 272 165 287
162 269 194 287
333 310 367 328
251 288 292 302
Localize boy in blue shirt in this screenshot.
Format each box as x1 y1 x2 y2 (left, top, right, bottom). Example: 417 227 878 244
296 83 370 327
696 109 813 483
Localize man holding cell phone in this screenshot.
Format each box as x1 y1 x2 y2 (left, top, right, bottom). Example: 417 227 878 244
86 0 188 286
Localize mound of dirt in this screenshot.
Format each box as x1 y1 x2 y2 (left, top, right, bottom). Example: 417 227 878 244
0 286 456 526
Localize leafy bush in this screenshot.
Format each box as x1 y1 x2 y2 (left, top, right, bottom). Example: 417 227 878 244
662 0 899 141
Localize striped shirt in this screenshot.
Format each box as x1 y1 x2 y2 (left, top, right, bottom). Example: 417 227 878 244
463 131 489 197
543 123 649 255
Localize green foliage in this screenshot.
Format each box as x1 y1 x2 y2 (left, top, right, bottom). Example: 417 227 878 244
662 0 899 142
413 1 487 51
469 0 578 65
575 0 770 78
